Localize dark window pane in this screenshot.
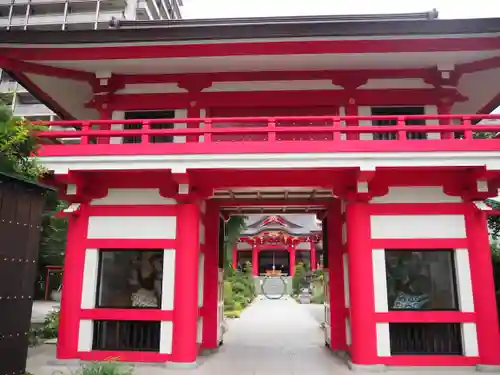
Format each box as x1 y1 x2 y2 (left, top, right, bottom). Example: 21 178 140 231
93 320 160 352
124 110 175 144
389 323 462 355
97 250 164 308
371 107 426 140
385 250 457 310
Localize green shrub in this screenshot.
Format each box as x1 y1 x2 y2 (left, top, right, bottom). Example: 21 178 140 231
292 263 308 295
78 361 133 375
224 310 241 319
311 289 324 304
37 309 59 339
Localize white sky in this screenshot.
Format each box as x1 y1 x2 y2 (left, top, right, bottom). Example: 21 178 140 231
181 0 500 113
182 0 500 19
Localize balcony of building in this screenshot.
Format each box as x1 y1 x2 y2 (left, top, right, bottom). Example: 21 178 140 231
30 113 500 174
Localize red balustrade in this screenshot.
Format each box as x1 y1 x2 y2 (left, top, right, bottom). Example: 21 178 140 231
33 114 500 157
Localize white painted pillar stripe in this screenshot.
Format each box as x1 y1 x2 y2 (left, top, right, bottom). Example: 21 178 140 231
81 248 99 309
161 249 176 311
462 323 479 357
372 249 388 313
342 253 350 308
77 319 93 352
376 323 391 357
455 248 475 313
198 253 205 308
160 321 174 354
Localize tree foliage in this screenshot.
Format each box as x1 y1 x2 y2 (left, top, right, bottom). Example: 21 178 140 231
0 100 67 298
224 215 246 271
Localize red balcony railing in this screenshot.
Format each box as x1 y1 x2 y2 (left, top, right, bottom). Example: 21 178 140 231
33 114 500 157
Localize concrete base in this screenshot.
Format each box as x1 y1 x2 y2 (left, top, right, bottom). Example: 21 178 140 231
347 360 386 372
165 361 199 369
476 365 500 372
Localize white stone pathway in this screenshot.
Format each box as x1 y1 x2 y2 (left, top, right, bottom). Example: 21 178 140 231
27 297 499 375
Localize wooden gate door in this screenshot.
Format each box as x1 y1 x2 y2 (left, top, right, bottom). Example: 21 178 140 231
0 174 48 375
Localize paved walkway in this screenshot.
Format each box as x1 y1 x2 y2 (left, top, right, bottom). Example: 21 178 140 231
27 297 492 375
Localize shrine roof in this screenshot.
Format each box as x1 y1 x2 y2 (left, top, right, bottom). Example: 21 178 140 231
242 214 321 236
4 11 500 45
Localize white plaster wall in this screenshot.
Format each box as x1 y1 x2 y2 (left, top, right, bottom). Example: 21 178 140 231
357 106 373 141
199 221 205 245
160 321 174 354
117 83 186 95
345 317 352 346
454 249 475 313
462 323 479 357
77 319 93 352
110 110 125 144
198 252 204 308
161 249 176 311
370 215 466 239
91 188 176 205
87 216 177 239
376 323 391 357
81 248 99 309
343 253 350 308
173 109 187 143
371 186 462 204
360 79 432 90
338 106 347 141
425 104 440 140
205 80 342 92
372 249 388 313
197 317 203 344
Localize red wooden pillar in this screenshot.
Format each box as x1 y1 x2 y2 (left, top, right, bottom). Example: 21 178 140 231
465 205 500 365
289 244 296 276
346 201 377 364
252 244 259 276
202 202 219 350
232 247 238 269
57 206 89 359
327 201 347 351
310 241 317 271
171 202 200 365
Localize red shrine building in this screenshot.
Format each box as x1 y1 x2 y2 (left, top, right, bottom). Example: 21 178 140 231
2 10 500 371
234 214 322 276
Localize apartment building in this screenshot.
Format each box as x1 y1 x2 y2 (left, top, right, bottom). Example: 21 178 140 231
0 0 182 121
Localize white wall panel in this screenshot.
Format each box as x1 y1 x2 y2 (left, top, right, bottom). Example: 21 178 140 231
91 188 176 205
80 248 99 309
370 215 466 239
462 323 479 357
200 221 205 245
343 253 350 308
455 249 475 313
87 216 177 239
376 323 391 357
198 252 205 308
161 249 176 311
160 321 174 354
372 249 388 312
77 320 93 352
371 186 462 204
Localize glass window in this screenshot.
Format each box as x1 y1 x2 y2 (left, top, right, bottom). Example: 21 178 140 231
385 250 457 310
96 250 164 309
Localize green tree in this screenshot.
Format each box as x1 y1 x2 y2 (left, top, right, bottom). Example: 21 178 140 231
224 215 246 272
0 100 67 298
